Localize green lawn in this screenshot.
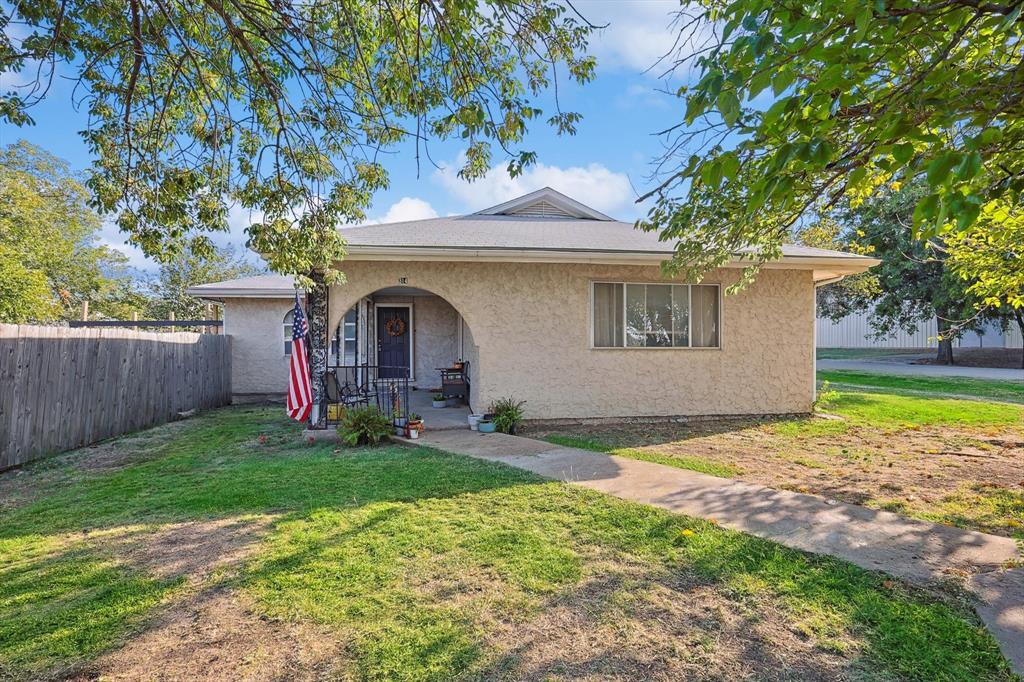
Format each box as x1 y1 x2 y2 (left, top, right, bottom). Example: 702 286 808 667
816 348 929 360
541 388 1024 461
542 434 741 478
0 407 1017 680
531 383 1024 538
819 369 1024 404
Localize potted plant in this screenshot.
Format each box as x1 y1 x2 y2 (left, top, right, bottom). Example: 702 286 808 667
490 397 526 435
393 412 408 437
431 393 447 408
406 413 424 439
467 413 484 430
477 416 497 433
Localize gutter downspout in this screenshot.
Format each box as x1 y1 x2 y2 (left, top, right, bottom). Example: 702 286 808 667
812 275 848 404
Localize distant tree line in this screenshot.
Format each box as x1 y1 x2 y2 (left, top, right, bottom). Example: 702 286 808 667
0 141 262 326
800 181 1023 367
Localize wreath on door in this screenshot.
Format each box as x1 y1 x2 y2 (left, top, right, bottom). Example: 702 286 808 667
384 317 406 337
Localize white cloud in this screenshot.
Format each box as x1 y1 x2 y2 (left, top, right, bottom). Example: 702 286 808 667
97 204 267 273
347 196 440 226
377 197 439 223
433 154 636 217
616 82 673 110
582 1 683 75
97 220 156 272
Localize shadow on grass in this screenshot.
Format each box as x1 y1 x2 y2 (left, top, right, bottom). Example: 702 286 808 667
0 406 537 542
0 406 1015 681
0 406 540 678
0 541 182 679
239 482 1013 682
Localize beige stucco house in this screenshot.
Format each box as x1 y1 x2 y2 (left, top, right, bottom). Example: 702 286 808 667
188 188 877 422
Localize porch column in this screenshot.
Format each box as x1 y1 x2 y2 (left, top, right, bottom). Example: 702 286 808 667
356 297 373 366
307 272 329 428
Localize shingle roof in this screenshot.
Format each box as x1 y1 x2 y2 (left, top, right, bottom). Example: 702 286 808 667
334 187 872 265
193 189 877 295
186 274 300 298
340 213 870 261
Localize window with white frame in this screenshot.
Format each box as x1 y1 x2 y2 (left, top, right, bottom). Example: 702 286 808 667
283 310 295 355
592 282 720 348
330 307 358 365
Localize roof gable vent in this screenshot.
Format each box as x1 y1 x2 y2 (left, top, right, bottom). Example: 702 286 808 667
473 186 614 221
506 199 576 218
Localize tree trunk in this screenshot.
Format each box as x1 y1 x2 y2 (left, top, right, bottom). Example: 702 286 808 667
306 269 329 428
935 315 955 365
1015 310 1024 370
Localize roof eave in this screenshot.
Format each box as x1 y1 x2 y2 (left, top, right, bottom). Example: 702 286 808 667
343 244 879 273
184 287 301 299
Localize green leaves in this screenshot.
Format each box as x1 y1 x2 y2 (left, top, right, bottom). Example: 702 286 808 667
0 141 136 323
926 153 960 187
3 0 596 281
717 90 742 125
645 0 1024 297
892 143 915 165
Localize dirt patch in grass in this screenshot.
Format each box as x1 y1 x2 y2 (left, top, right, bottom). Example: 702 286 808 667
111 516 276 581
70 589 345 682
49 515 347 682
472 560 856 681
524 418 1024 538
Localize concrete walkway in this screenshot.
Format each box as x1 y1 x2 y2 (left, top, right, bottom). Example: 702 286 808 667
411 430 1024 673
819 358 1023 380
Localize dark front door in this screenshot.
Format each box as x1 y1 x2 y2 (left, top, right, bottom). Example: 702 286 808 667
377 306 410 378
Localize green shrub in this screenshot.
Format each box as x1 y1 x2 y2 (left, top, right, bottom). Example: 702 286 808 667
490 397 526 434
339 407 393 446
814 380 840 411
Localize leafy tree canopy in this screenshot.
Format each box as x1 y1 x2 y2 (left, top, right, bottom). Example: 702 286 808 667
146 245 263 321
641 0 1024 291
804 183 983 363
0 141 138 323
945 201 1024 311
2 0 595 284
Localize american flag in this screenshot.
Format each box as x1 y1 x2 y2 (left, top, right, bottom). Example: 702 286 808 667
286 294 313 422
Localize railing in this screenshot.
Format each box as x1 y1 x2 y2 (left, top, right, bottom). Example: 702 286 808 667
321 364 410 427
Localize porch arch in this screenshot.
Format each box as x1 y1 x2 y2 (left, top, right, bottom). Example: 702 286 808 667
326 281 481 403
327 277 481 336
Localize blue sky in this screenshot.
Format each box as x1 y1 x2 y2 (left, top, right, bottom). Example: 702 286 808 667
1 1 687 271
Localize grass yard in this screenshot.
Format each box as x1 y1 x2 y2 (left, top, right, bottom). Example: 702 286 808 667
0 407 1017 680
819 369 1024 404
528 379 1024 541
815 348 929 360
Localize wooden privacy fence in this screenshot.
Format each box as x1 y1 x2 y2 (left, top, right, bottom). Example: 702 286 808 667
0 324 231 470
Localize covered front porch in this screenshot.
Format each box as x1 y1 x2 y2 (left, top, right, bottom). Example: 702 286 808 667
319 285 478 430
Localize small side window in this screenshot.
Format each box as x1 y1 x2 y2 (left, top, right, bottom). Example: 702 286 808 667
283 310 295 355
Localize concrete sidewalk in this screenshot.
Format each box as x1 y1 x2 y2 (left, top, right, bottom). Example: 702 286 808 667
819 358 1023 381
411 429 1024 673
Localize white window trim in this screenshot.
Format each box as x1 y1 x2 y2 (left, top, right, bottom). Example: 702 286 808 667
589 280 723 350
283 309 294 356
332 308 359 365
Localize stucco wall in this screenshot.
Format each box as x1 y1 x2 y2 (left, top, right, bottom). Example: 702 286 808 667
461 318 481 411
223 297 293 396
326 261 816 419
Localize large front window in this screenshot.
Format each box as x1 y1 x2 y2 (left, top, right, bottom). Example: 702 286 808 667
593 282 720 348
